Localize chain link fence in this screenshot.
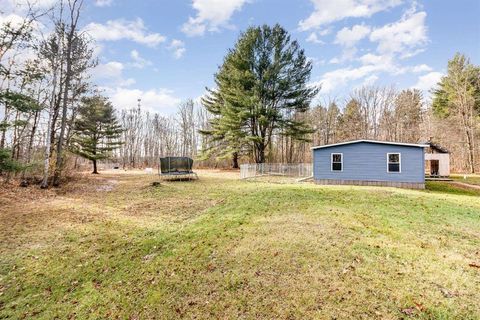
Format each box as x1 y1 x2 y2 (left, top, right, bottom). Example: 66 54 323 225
240 163 313 179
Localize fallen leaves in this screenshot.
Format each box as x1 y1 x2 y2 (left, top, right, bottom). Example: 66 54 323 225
401 302 425 316
142 253 156 262
440 287 458 298
341 265 355 274
206 263 216 272
401 307 416 316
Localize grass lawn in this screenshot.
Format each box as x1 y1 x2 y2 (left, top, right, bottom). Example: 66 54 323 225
1 170 479 319
450 174 480 186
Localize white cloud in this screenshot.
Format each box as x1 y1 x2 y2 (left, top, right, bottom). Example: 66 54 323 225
168 39 186 59
116 78 136 87
316 55 402 92
130 50 152 68
410 64 432 73
92 61 136 87
362 74 379 86
306 27 332 44
108 88 182 114
306 4 432 95
94 61 124 79
95 0 113 7
358 53 413 74
299 0 402 31
0 12 45 35
369 10 427 55
182 18 206 37
329 47 358 64
358 53 390 65
331 24 371 63
182 0 249 36
414 71 442 92
307 57 326 66
0 13 27 28
317 28 332 36
400 48 425 59
334 24 371 47
319 51 436 93
92 43 104 59
314 65 376 92
83 18 166 47
306 32 325 44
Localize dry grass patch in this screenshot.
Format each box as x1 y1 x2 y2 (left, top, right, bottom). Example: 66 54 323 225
1 171 479 319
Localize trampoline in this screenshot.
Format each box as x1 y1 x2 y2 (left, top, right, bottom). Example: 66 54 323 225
158 157 198 180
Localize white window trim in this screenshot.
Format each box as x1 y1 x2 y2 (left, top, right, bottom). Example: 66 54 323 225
387 153 401 173
331 153 343 172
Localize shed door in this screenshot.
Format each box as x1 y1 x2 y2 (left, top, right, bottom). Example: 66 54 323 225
430 160 439 176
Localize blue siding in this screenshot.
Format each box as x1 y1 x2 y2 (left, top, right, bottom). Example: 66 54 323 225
313 142 425 183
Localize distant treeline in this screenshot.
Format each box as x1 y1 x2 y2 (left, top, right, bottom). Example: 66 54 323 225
1 3 479 188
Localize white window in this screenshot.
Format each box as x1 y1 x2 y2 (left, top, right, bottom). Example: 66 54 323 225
387 153 401 173
331 153 343 171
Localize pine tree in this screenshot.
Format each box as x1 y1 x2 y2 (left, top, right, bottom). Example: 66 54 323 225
338 99 363 141
432 53 480 173
0 148 23 176
71 96 123 174
199 87 246 168
201 24 319 165
394 89 423 143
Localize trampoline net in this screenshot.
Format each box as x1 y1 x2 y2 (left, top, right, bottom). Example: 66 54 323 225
160 157 194 174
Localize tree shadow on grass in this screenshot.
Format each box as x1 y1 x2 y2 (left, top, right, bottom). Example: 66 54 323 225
426 181 480 196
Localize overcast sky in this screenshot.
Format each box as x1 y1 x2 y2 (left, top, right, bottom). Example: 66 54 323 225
3 0 480 114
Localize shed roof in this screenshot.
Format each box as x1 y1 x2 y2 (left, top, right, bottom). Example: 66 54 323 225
311 139 429 150
420 141 449 153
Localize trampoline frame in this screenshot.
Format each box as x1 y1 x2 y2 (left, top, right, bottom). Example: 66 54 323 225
158 157 198 181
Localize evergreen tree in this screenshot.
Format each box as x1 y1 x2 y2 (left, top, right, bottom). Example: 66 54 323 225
0 148 23 176
71 96 123 174
432 53 480 173
338 99 363 141
201 24 319 164
0 90 41 149
200 88 246 168
394 89 423 142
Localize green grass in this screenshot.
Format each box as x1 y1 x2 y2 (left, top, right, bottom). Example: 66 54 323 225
1 171 480 319
451 174 480 186
426 181 480 196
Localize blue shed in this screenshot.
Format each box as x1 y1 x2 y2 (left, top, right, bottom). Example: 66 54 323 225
312 140 427 189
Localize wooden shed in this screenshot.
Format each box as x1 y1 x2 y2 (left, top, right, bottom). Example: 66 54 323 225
423 141 450 177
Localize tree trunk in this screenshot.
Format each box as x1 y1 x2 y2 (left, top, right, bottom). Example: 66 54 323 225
52 45 74 186
41 105 53 189
465 126 475 173
53 0 82 186
0 98 9 149
21 110 39 181
232 152 239 169
92 159 98 174
0 124 6 149
52 93 69 186
41 59 60 189
255 142 266 163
